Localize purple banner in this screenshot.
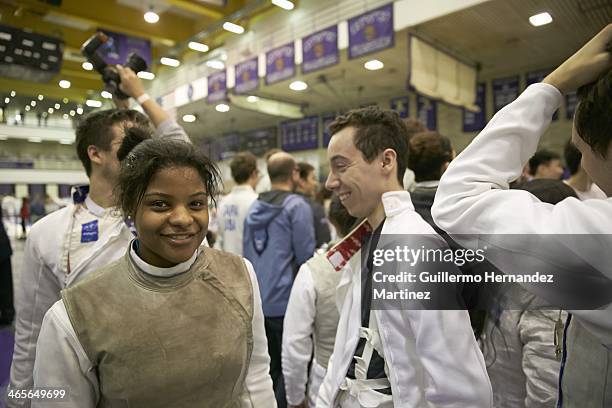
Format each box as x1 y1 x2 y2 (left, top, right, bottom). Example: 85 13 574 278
280 116 319 151
266 43 295 85
463 82 487 132
390 96 409 118
348 3 394 59
98 29 152 69
302 26 339 74
207 70 227 103
492 75 520 113
322 113 337 147
525 69 558 120
235 58 259 94
565 92 578 120
416 95 437 131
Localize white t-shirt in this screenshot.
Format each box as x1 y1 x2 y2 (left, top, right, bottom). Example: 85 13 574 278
216 185 258 256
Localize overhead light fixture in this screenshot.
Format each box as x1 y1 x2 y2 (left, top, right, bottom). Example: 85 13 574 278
4 97 9 104
215 103 230 112
144 8 160 24
48 107 54 113
188 41 209 53
206 60 225 70
10 91 15 97
30 101 36 107
364 59 384 70
25 105 31 111
63 98 69 104
272 0 295 10
59 79 71 89
60 139 73 145
529 12 553 27
37 94 44 100
82 61 93 71
63 113 69 119
247 95 259 103
160 57 180 67
86 99 103 108
69 110 76 116
137 71 155 80
28 137 43 143
76 107 84 115
182 114 196 122
289 80 308 91
54 103 60 109
15 114 21 121
101 91 112 99
223 22 245 34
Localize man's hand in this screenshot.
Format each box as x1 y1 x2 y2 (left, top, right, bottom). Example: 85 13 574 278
544 24 612 94
288 401 308 408
116 65 145 99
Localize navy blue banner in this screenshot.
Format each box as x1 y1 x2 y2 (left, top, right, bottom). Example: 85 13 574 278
416 95 437 131
463 82 486 132
322 113 337 147
280 116 319 151
302 26 339 74
492 76 520 113
348 3 394 59
390 96 409 118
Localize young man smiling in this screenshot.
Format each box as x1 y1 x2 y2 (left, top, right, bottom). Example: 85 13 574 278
316 107 491 407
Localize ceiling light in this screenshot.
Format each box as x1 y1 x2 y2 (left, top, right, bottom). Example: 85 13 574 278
86 99 102 108
63 98 69 104
15 114 21 121
10 91 15 97
63 113 69 119
144 10 159 24
48 108 54 113
59 79 71 89
364 59 384 70
82 61 93 71
206 60 225 70
223 22 245 34
37 94 44 100
25 105 31 111
182 114 196 122
69 110 75 116
529 12 553 27
54 103 60 109
3 97 9 104
247 95 259 103
137 71 155 80
101 91 112 99
30 101 36 107
76 107 84 115
289 80 308 91
28 137 42 143
215 103 230 112
60 139 73 145
160 57 180 67
188 41 209 53
272 0 295 10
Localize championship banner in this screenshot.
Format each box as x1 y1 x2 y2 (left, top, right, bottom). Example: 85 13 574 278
280 116 319 151
390 96 409 118
302 25 339 74
207 70 227 103
492 75 519 113
266 42 295 85
235 58 259 94
322 112 337 147
240 127 278 156
416 94 437 131
463 82 486 132
348 3 394 59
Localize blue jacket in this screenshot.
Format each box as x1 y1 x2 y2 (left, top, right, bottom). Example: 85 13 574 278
243 190 315 317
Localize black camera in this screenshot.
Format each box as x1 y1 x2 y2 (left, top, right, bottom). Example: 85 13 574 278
81 32 147 100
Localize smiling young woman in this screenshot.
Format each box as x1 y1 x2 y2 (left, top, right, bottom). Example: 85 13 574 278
31 139 276 408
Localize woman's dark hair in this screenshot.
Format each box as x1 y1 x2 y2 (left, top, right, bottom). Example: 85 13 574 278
575 69 612 158
116 139 222 217
328 195 357 237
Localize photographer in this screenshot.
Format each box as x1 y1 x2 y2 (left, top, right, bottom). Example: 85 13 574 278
8 66 188 408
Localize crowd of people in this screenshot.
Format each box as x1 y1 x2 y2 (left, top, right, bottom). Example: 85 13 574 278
1 24 611 408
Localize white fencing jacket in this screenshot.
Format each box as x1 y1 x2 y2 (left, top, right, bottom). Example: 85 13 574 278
317 191 493 407
8 120 189 407
431 83 612 347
